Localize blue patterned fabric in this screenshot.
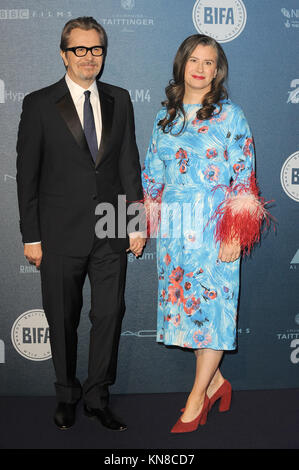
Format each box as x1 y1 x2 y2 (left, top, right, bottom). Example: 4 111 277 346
142 100 255 350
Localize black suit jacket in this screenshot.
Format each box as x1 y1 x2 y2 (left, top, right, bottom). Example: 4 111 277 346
16 77 143 256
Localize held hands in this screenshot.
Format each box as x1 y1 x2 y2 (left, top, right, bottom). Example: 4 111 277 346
218 240 241 263
127 235 147 257
24 242 43 269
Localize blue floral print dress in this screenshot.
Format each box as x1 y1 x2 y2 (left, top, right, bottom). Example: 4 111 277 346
142 100 266 350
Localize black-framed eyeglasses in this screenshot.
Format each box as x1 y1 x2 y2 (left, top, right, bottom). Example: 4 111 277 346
64 46 105 57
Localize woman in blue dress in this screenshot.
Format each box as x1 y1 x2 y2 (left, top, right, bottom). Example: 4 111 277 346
142 35 270 433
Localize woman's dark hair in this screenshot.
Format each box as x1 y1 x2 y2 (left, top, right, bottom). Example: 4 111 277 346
60 16 108 54
159 34 228 134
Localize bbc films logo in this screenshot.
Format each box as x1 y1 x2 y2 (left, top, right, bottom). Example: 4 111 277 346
287 79 299 104
192 0 247 43
281 8 299 29
11 309 52 361
280 151 299 202
0 9 29 19
0 9 72 20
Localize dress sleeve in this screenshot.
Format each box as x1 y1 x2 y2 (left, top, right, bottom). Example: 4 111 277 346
142 111 165 237
212 105 272 255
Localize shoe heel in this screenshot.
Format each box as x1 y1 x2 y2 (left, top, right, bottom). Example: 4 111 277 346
219 388 232 412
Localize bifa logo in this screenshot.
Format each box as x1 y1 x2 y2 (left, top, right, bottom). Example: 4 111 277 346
287 79 299 104
11 309 52 361
0 9 29 20
0 340 5 363
192 0 247 43
0 79 5 103
290 249 299 270
281 151 299 202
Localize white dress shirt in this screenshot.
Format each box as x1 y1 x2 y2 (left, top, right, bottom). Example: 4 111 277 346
65 73 102 145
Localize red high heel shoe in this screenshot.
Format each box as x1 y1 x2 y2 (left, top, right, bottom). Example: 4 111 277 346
171 395 209 433
208 379 232 412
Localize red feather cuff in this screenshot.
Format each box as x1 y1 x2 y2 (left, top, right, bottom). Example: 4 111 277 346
210 172 273 255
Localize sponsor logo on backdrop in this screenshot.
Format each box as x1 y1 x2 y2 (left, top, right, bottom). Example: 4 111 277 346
121 330 156 337
121 327 250 337
281 8 299 29
11 310 51 361
280 151 299 202
0 79 4 103
121 0 135 10
100 1 154 33
0 9 29 19
290 249 299 270
128 251 155 263
0 340 5 364
129 89 151 103
31 10 72 19
277 315 299 364
0 9 72 19
237 327 250 335
287 79 299 104
192 0 247 42
4 174 16 182
0 79 29 104
19 265 40 273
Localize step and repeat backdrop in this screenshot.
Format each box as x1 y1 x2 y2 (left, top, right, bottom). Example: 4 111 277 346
0 0 298 396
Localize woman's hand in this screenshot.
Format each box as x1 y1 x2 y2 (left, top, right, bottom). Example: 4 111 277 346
218 240 241 263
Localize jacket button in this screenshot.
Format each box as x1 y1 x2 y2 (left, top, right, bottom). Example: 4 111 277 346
95 170 99 174
92 195 97 200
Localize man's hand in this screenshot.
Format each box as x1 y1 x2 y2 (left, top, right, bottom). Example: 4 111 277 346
127 235 146 257
24 243 43 269
218 241 241 263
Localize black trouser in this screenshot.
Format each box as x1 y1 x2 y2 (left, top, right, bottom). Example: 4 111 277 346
40 236 127 409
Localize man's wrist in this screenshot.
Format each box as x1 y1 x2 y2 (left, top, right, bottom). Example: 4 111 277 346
129 232 146 239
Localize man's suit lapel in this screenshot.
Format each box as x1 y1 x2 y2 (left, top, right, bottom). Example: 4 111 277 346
54 78 92 162
95 82 114 168
56 92 92 155
53 77 114 168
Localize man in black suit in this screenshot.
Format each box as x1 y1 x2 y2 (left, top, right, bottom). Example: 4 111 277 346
16 17 146 431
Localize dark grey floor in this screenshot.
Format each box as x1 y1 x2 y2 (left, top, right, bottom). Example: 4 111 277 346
0 389 298 449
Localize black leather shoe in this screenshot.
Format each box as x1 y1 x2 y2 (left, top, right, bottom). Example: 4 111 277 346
84 404 127 431
54 402 77 430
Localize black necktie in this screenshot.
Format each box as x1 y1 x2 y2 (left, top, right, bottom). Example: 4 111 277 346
83 90 98 162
